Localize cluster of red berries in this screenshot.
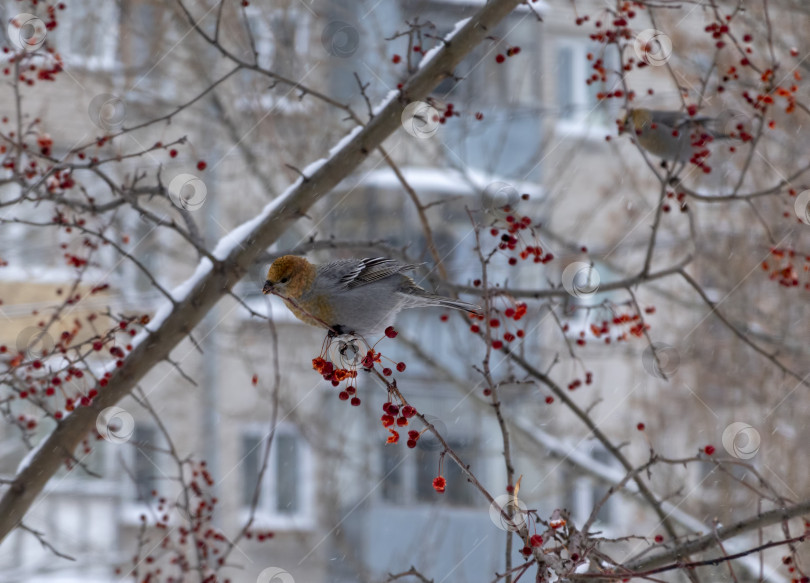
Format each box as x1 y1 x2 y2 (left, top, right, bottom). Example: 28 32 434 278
663 191 689 213
468 302 528 350
781 555 810 581
762 247 810 289
494 45 521 63
432 476 446 493
520 534 545 556
112 459 253 581
567 371 593 391
2 311 147 421
313 356 360 405
565 310 650 346
585 3 638 47
431 101 459 126
487 201 554 267
314 326 411 408
381 401 418 445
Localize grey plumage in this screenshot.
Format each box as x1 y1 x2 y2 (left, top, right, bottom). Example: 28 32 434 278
312 257 479 336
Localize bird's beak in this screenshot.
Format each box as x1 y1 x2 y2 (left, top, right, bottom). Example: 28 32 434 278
262 280 273 295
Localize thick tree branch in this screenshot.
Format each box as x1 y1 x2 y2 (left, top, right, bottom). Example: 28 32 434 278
0 0 524 543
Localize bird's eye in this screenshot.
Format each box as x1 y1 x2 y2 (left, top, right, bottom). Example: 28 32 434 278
280 277 289 284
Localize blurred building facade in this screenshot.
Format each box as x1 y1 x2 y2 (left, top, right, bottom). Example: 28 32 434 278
0 0 804 582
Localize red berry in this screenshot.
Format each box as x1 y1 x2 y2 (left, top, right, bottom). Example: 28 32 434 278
654 535 664 543
401 405 416 418
169 149 178 158
197 160 207 171
350 397 361 406
406 439 417 448
382 368 393 376
384 326 398 338
637 423 645 431
492 340 503 350
392 54 401 64
545 396 554 404
530 534 543 547
396 362 406 372
338 391 349 400
495 54 505 63
704 445 716 455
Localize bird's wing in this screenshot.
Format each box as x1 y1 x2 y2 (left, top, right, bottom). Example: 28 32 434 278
330 257 419 290
649 110 714 131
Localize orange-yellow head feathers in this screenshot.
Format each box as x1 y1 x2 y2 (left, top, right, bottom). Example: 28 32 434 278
624 108 652 131
262 255 316 298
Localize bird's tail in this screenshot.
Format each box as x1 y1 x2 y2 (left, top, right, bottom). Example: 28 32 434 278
429 296 481 313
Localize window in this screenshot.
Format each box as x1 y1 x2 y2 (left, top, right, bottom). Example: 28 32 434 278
241 425 314 528
381 437 477 507
131 424 162 503
236 5 314 111
554 39 618 132
562 447 617 527
118 1 174 99
54 0 119 70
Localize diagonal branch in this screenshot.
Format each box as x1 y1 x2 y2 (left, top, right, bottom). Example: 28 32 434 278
0 0 525 544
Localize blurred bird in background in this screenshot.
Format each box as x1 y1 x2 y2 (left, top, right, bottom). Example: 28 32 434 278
623 108 735 165
262 255 479 338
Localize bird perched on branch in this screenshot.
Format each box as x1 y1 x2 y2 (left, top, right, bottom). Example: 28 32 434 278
623 108 734 164
262 255 480 338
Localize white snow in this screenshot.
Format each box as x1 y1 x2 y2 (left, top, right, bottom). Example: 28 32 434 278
212 186 299 261
418 18 470 72
302 158 327 177
329 125 364 158
170 258 213 302
340 165 543 199
372 89 400 117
